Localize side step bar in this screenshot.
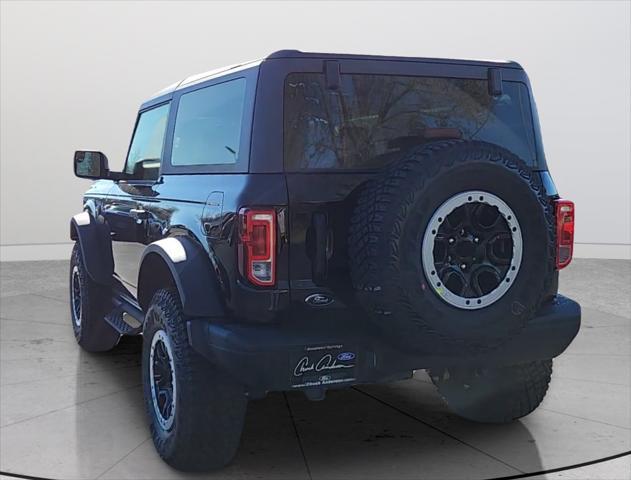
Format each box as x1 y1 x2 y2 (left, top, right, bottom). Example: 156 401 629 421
104 293 144 335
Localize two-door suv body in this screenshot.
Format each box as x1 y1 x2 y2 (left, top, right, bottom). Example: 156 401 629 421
70 50 580 471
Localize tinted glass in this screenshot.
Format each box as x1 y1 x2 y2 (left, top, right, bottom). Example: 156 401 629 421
171 78 246 167
125 103 170 180
284 73 537 169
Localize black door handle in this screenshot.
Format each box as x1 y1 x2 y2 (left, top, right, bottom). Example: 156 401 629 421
311 212 329 283
130 208 149 220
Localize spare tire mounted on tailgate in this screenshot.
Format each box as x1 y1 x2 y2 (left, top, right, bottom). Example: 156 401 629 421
349 140 556 353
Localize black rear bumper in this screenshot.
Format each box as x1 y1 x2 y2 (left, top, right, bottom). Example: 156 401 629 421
187 295 580 397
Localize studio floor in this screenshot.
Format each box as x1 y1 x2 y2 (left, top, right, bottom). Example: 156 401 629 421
0 259 629 480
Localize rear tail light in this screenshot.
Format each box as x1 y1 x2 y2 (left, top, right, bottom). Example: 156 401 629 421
555 199 574 269
238 208 276 286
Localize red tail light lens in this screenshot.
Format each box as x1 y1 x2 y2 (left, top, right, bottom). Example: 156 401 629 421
238 208 276 286
555 199 574 270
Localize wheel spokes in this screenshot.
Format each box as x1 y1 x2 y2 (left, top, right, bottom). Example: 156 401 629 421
441 268 468 297
425 192 520 308
157 386 173 419
487 233 513 265
472 203 502 230
71 268 82 326
470 265 503 297
151 335 176 427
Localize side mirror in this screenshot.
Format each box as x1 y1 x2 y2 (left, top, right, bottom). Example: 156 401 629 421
74 150 110 179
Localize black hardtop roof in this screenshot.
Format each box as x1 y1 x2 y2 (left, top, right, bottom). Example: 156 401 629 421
142 50 522 108
265 49 523 69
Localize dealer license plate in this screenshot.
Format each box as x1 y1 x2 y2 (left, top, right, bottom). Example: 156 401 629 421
290 344 357 388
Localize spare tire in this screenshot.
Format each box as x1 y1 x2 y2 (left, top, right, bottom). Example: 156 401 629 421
348 140 555 354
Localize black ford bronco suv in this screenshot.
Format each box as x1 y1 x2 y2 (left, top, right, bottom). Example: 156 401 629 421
70 50 580 471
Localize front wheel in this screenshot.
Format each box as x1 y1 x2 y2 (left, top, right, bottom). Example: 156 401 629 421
69 243 120 352
428 360 553 424
142 288 247 472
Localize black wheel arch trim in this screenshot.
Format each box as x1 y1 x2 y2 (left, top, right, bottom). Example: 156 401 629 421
138 236 225 318
69 211 114 286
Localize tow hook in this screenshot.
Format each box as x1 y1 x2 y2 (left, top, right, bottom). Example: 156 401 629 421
303 387 326 401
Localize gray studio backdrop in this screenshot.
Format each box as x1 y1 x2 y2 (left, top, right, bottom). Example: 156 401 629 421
1 0 629 261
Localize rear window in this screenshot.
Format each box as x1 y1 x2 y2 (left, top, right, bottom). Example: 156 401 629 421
284 73 537 170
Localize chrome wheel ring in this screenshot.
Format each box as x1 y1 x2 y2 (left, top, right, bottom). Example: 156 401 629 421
149 328 177 431
70 265 82 327
421 190 523 310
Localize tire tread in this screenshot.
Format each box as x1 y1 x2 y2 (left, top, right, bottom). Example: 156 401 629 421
143 288 246 472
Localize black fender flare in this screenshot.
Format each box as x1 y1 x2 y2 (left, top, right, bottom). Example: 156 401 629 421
69 211 114 285
138 236 225 318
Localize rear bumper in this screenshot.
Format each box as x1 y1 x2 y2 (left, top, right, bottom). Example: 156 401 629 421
187 295 580 397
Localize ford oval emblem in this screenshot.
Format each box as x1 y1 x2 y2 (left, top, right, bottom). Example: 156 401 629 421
304 293 334 307
337 352 355 361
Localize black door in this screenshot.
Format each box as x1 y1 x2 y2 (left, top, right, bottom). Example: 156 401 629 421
103 102 170 294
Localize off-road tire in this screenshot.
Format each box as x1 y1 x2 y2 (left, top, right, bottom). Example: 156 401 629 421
142 288 247 472
69 243 120 352
348 140 556 354
428 360 553 423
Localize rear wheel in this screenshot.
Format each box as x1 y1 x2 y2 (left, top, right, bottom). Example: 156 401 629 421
69 243 120 352
428 360 553 423
142 288 247 472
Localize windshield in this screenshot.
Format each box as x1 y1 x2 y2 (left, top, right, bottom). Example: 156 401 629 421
284 73 537 170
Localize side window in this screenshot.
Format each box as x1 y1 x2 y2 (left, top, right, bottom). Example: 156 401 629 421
171 78 246 167
124 103 170 180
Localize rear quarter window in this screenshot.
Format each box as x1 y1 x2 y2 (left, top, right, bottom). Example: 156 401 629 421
284 73 537 170
171 78 246 167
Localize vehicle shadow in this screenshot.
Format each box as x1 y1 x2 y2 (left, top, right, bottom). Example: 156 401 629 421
73 344 542 479
280 379 543 479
